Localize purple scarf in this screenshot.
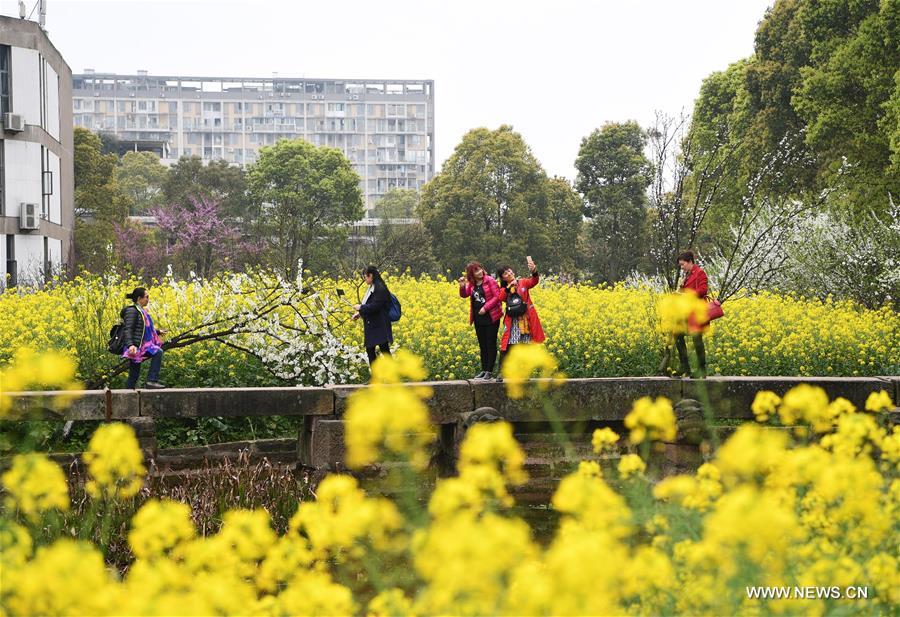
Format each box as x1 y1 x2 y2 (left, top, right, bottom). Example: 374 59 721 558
121 306 163 363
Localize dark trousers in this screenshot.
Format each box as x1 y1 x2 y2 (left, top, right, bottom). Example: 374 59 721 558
126 349 163 389
675 333 706 374
366 342 391 365
497 342 517 377
474 321 500 373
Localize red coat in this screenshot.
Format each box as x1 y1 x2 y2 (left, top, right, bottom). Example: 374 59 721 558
681 266 708 299
497 273 546 351
459 275 503 324
683 265 710 333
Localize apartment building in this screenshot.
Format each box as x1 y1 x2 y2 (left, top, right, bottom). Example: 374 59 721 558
1 14 74 287
72 72 434 209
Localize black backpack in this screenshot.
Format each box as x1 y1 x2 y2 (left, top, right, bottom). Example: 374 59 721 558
107 308 134 355
107 322 128 355
506 289 528 317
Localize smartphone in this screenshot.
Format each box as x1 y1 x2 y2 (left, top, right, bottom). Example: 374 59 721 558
526 255 532 262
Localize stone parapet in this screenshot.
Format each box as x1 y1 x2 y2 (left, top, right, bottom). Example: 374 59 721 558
6 376 897 473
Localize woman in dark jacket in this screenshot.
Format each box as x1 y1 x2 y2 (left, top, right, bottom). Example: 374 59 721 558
121 287 166 389
352 266 393 365
458 261 502 380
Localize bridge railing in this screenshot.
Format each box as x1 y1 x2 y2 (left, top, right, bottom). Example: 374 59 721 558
5 376 898 474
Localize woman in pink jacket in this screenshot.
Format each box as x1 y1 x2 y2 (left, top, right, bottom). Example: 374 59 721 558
458 261 503 380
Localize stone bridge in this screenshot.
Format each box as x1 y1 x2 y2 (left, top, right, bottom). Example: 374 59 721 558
7 376 898 492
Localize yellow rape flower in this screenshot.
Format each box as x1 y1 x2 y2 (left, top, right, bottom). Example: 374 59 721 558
0 520 33 570
779 383 829 426
272 570 356 616
656 291 708 335
591 427 620 453
128 499 196 559
0 347 82 417
500 344 565 399
1 453 70 519
368 588 415 617
624 396 677 444
82 422 147 499
344 383 435 470
617 453 646 479
751 390 781 423
458 421 528 486
865 390 893 413
370 348 428 384
1 539 115 616
290 474 403 559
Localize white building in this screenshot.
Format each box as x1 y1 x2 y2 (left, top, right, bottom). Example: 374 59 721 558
1 14 74 287
72 72 434 210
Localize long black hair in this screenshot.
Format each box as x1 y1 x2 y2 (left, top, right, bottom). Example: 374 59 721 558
363 265 389 293
126 287 146 303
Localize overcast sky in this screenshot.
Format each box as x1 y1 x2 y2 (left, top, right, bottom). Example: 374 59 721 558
4 0 772 179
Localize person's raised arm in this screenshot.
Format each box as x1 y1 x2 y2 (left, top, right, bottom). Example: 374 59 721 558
522 257 540 289
458 276 472 298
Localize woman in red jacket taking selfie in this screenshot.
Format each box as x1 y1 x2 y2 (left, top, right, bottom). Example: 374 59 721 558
495 256 546 381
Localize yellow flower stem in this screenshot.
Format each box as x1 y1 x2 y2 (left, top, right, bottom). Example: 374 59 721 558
361 544 390 595
396 458 427 528
77 494 101 542
98 495 117 554
542 398 576 461
693 380 720 452
639 440 651 473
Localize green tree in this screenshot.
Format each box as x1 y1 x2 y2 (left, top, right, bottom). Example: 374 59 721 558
540 177 585 278
791 0 900 210
575 121 652 282
247 139 363 277
694 0 900 221
97 131 120 156
162 156 249 219
115 151 168 215
351 189 437 275
418 125 579 274
72 128 127 273
372 188 418 219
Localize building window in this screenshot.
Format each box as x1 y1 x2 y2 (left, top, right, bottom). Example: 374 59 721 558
40 147 52 220
5 234 15 288
0 142 4 216
1 45 11 116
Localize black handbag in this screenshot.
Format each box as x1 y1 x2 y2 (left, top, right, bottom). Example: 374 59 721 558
506 290 528 317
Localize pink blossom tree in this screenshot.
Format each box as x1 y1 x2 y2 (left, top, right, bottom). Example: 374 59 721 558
113 220 163 276
153 196 255 277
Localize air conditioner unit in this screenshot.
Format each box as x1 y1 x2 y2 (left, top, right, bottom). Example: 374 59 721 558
19 203 40 230
3 113 25 132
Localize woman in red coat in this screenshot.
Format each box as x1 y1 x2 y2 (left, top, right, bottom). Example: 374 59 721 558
676 250 708 378
458 262 503 380
495 256 546 381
